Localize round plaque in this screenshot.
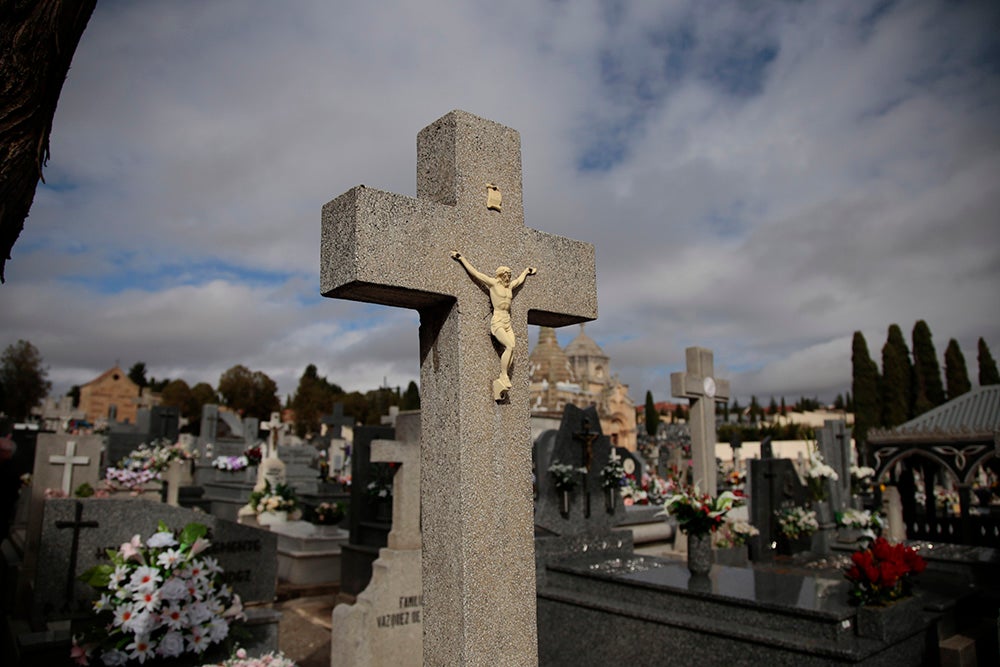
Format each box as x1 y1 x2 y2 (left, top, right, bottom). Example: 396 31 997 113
703 377 717 399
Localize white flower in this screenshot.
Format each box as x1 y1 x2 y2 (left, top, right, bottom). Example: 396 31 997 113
185 626 208 653
156 631 185 658
123 609 155 636
112 603 139 628
129 566 161 592
156 548 183 570
207 616 229 642
100 648 129 666
146 531 177 548
126 635 156 663
108 564 129 588
93 592 113 612
161 602 186 630
131 588 160 612
159 576 187 601
186 600 212 625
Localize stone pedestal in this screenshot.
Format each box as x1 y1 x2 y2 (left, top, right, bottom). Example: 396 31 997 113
269 521 348 586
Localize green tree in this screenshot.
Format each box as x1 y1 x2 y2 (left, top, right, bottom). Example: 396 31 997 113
67 385 81 408
780 396 787 416
912 320 944 414
852 332 880 460
0 339 51 421
127 362 148 389
400 380 420 410
291 364 336 438
944 339 971 400
833 394 845 411
768 396 778 418
644 390 658 436
979 338 1000 386
749 396 761 423
880 324 913 427
217 365 279 421
160 379 200 422
731 398 742 424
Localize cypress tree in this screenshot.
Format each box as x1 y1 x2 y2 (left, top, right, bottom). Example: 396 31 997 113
944 339 971 400
852 332 880 459
880 324 912 427
912 320 944 414
979 338 1000 386
644 390 658 436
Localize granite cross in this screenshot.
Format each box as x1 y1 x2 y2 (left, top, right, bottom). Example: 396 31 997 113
671 346 730 496
325 402 354 439
49 440 90 495
322 110 596 664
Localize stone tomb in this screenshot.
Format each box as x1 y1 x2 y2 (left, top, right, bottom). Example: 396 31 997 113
277 443 320 495
748 456 809 561
331 412 422 666
537 554 946 665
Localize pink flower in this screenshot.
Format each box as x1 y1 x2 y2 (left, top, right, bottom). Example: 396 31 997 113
70 637 91 665
120 535 144 563
190 537 210 556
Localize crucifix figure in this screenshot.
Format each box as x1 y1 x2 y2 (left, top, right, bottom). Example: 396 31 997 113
49 440 90 495
573 417 601 517
451 251 536 401
55 501 99 612
322 110 596 664
671 346 730 496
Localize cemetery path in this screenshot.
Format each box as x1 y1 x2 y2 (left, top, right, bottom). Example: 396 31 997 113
274 592 335 667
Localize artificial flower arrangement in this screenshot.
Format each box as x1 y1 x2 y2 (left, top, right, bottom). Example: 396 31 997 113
366 462 397 499
600 454 626 491
311 501 346 525
247 480 298 515
804 450 839 501
205 648 298 667
620 472 675 506
713 517 760 548
243 445 263 466
212 455 251 472
850 464 876 495
658 485 740 535
844 537 927 606
104 440 197 492
72 521 245 665
776 506 819 539
548 461 586 492
836 508 883 542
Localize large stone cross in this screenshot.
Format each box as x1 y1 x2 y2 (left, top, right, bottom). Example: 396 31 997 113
671 346 730 496
49 440 90 494
322 110 596 664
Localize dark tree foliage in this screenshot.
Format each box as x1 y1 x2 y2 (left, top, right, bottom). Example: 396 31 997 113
731 398 741 424
160 379 200 422
291 364 341 438
0 339 51 421
128 362 148 389
644 390 658 436
217 364 279 421
400 380 420 410
833 394 845 410
852 332 880 458
912 320 944 415
880 324 913 427
780 396 787 416
944 339 971 400
0 0 97 281
979 338 1000 386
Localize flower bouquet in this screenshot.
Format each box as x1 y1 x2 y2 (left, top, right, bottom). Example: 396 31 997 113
836 508 882 543
73 521 244 665
212 455 250 472
366 462 397 500
205 648 297 667
805 451 839 502
844 537 926 606
247 480 297 515
713 518 759 548
243 445 263 466
312 501 346 526
548 462 586 492
776 506 819 539
658 485 739 536
850 464 876 495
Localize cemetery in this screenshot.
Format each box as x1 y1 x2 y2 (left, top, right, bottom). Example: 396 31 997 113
1 109 997 667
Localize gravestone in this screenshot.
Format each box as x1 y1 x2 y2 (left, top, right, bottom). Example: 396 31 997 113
816 420 852 514
671 346 729 496
340 424 395 599
616 446 645 480
534 406 625 535
323 402 354 439
34 498 277 619
331 412 422 666
322 109 596 663
748 457 808 561
106 405 180 465
277 444 319 494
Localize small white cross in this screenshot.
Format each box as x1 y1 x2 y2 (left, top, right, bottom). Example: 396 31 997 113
49 441 90 494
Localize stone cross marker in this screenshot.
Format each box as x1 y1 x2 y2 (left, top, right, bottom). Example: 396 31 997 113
671 346 730 496
49 440 90 494
322 110 597 664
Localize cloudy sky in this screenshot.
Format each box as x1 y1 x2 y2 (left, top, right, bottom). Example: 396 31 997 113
3 0 998 408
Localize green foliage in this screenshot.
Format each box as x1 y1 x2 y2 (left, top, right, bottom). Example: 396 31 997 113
127 361 148 388
218 364 280 421
401 380 420 410
160 379 196 421
0 339 51 421
291 364 341 437
912 320 944 414
644 390 658 436
880 324 913 427
852 332 880 455
944 339 971 400
67 384 81 408
978 338 1000 386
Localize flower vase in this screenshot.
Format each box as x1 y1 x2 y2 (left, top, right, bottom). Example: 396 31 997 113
258 510 288 526
557 489 573 517
687 532 712 576
605 487 617 514
856 594 923 642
